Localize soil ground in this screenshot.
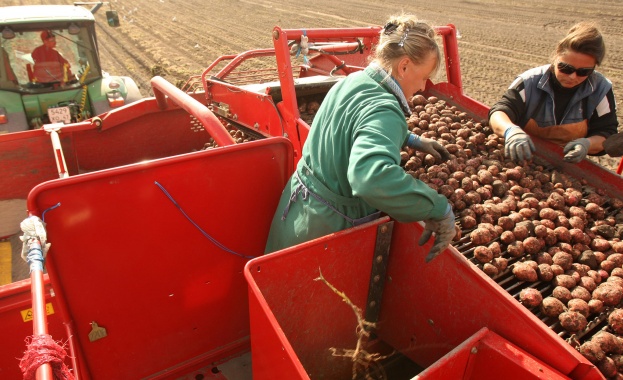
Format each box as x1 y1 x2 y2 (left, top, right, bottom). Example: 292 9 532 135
4 0 623 281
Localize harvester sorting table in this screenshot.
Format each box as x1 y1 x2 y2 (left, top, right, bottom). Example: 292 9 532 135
0 24 622 380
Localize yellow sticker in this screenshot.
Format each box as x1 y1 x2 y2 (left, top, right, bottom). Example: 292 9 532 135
21 303 55 322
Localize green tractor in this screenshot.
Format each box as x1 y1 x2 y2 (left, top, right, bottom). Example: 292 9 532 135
0 2 142 132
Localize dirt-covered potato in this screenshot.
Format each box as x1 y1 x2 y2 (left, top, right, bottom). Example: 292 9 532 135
473 246 493 264
541 297 566 318
536 264 554 282
552 252 574 271
593 283 623 307
597 356 618 378
470 227 492 246
579 340 605 364
519 287 543 308
559 311 587 333
588 299 604 315
506 241 525 258
492 257 508 272
610 309 623 335
482 263 499 277
570 286 592 302
592 331 623 355
577 276 597 292
567 298 589 318
553 274 577 289
523 237 542 255
512 263 538 282
552 286 573 304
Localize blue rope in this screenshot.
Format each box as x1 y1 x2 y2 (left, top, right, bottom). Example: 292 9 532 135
42 202 61 222
154 181 254 260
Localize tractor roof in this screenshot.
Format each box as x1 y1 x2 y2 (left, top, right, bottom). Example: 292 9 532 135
0 5 95 25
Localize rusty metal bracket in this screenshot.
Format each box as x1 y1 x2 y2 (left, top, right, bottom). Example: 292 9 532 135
364 220 394 330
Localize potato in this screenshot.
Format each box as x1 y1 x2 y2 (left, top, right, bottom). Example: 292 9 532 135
540 297 566 318
593 283 623 306
608 253 623 267
579 340 605 364
578 276 597 292
535 252 553 265
567 298 589 318
570 286 592 302
537 264 554 282
519 288 543 308
554 227 571 243
512 263 538 282
500 230 515 244
597 357 618 378
552 286 573 304
553 274 577 289
610 309 623 335
550 264 565 276
482 263 499 277
523 237 542 255
474 246 493 263
588 299 604 315
470 227 492 246
591 238 611 252
592 331 622 355
608 276 623 287
513 224 530 241
492 257 508 272
612 354 623 373
506 241 525 258
552 251 573 271
558 311 587 333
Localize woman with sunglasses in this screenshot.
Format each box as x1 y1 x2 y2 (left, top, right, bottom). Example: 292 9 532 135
488 22 618 164
264 14 456 262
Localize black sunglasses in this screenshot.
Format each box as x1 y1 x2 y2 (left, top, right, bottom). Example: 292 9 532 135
556 61 595 77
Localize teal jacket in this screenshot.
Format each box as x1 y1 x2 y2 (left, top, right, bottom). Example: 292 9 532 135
265 65 449 253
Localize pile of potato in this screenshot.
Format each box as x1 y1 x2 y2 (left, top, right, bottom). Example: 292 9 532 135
402 94 623 378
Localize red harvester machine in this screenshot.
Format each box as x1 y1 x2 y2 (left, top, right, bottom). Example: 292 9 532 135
0 24 622 379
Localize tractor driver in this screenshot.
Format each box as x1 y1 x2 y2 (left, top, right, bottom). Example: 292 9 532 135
31 30 74 84
264 14 456 263
489 22 618 164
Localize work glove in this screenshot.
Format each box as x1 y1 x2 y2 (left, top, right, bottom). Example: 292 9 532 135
563 137 590 163
406 134 451 162
418 204 456 263
19 216 51 271
504 126 535 163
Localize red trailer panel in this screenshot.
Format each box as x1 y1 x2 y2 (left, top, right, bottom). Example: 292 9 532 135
26 138 293 379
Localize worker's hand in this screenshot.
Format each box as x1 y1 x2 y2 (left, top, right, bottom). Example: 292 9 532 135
418 204 456 263
504 126 535 163
406 134 451 162
563 138 591 163
19 215 51 263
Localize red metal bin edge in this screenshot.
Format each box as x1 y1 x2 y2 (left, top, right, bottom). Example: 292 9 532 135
416 327 571 379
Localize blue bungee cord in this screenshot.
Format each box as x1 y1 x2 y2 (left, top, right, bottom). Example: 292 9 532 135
42 202 61 222
154 181 254 260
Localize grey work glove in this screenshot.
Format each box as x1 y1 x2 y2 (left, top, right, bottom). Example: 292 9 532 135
418 204 456 263
563 137 590 163
504 126 535 163
406 134 451 162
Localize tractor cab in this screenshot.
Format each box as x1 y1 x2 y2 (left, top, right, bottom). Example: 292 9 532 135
0 4 142 132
